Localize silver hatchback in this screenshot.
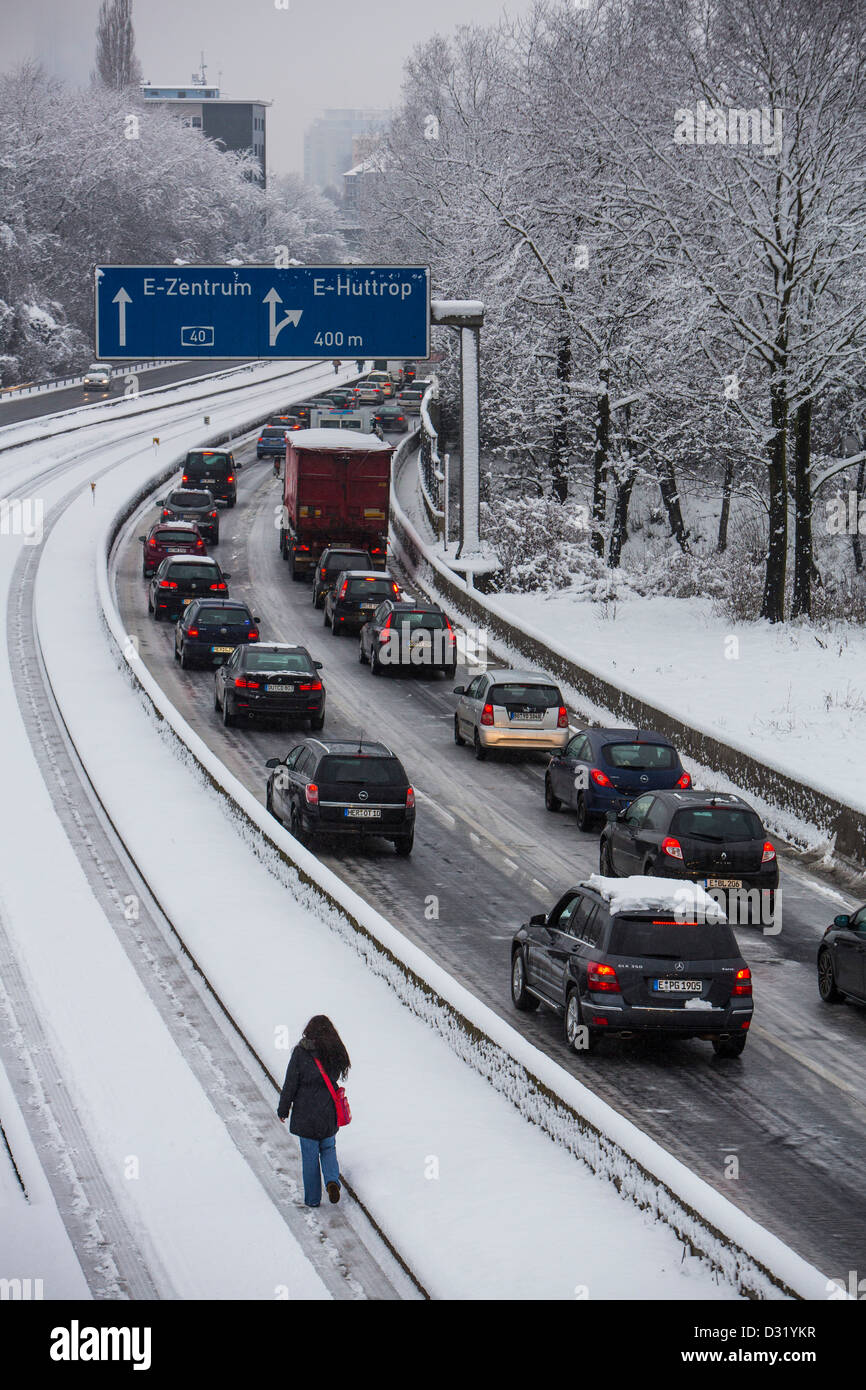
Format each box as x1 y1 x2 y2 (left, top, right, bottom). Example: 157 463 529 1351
453 669 570 760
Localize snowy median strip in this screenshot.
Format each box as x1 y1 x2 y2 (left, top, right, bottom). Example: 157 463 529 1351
90 448 831 1301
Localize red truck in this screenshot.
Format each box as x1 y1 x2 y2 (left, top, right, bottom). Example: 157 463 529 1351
279 427 393 581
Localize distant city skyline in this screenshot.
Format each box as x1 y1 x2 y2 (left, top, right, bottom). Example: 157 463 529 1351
0 0 529 177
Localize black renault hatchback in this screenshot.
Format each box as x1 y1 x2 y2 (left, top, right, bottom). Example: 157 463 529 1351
265 739 415 855
324 570 400 633
598 790 778 923
511 876 753 1057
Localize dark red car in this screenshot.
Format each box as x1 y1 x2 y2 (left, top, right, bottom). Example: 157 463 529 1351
140 520 207 578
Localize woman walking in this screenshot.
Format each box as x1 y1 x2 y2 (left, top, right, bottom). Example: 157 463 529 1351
277 1015 350 1207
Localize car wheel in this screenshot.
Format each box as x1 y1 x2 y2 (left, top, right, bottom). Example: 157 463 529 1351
179 645 190 670
310 712 325 731
712 1035 747 1058
153 607 163 622
371 649 382 676
213 685 221 712
147 594 154 614
323 605 331 626
454 715 465 746
818 948 845 1003
330 619 340 637
289 805 308 847
312 586 319 607
511 950 538 1012
358 641 367 664
394 830 414 857
545 775 561 812
575 793 593 832
599 839 616 876
564 989 600 1053
221 696 235 727
173 640 180 663
265 782 281 824
473 731 487 761
227 497 236 509
444 663 457 679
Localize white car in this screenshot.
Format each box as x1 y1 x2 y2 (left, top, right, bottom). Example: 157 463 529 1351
82 363 111 391
453 668 570 760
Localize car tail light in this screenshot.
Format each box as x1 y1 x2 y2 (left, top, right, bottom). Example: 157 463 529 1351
181 473 189 483
298 680 322 691
741 1019 750 1029
676 771 692 788
227 474 235 483
480 703 494 726
248 630 259 641
195 539 205 549
161 509 170 518
378 613 393 642
445 618 456 646
339 580 349 599
158 580 178 589
296 544 309 552
234 677 249 689
732 967 752 997
662 836 683 859
590 769 612 787
305 782 319 807
320 567 327 579
187 628 199 637
210 511 218 519
557 706 568 728
148 538 158 547
761 841 776 862
587 961 621 993
209 581 227 590
405 787 415 809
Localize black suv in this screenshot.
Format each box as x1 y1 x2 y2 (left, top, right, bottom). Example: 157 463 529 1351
817 903 866 1006
148 556 230 621
358 598 456 676
174 599 258 668
158 488 220 543
265 739 415 855
181 449 239 507
598 790 778 924
511 878 754 1057
312 546 373 608
216 642 324 729
324 570 400 634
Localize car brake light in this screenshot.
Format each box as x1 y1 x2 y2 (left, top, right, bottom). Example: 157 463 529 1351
480 703 494 726
248 630 259 641
162 509 170 518
209 582 227 590
339 580 349 599
676 771 692 788
181 474 189 482
590 769 612 786
587 960 621 993
378 613 393 641
227 474 235 483
732 967 752 996
406 786 415 808
320 567 327 579
662 836 683 859
187 628 199 637
761 841 776 862
298 680 322 691
158 580 178 589
148 538 157 547
445 617 456 645
210 511 218 519
196 539 205 549
234 678 248 688
557 706 568 728
305 782 319 807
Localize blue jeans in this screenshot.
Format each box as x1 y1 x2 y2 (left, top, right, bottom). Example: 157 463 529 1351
298 1135 340 1206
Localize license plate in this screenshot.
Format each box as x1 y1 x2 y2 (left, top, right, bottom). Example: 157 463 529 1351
345 807 381 819
211 645 234 653
361 603 376 610
509 711 543 721
705 878 743 889
266 683 293 693
182 597 195 606
201 477 216 484
654 979 702 993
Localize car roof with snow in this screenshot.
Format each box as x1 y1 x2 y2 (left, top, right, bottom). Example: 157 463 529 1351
578 874 728 922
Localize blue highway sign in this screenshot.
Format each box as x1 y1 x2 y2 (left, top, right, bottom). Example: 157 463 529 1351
94 265 430 360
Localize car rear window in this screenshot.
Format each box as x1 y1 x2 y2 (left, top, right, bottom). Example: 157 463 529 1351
608 917 740 960
194 608 250 627
346 578 396 598
326 553 370 571
391 610 445 630
489 683 561 707
318 756 405 785
155 529 198 544
246 650 313 672
604 742 677 770
164 562 219 579
169 491 210 507
186 453 230 473
261 428 286 437
670 807 764 840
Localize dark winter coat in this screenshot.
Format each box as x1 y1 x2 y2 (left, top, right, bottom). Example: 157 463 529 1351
277 1039 339 1139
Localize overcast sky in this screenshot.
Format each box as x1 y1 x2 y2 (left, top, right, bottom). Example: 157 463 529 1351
0 0 528 175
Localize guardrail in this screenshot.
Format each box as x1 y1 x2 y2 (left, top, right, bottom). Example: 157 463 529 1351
89 418 828 1301
417 384 444 533
388 450 866 869
0 360 181 403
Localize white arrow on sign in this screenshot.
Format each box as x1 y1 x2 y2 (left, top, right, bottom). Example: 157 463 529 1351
264 289 302 347
113 288 132 347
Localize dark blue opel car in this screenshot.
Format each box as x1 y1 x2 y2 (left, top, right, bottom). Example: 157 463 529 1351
545 727 691 831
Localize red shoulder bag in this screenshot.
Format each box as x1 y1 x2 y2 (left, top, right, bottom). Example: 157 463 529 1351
313 1058 352 1127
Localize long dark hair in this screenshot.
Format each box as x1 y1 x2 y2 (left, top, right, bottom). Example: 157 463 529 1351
303 1015 350 1080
